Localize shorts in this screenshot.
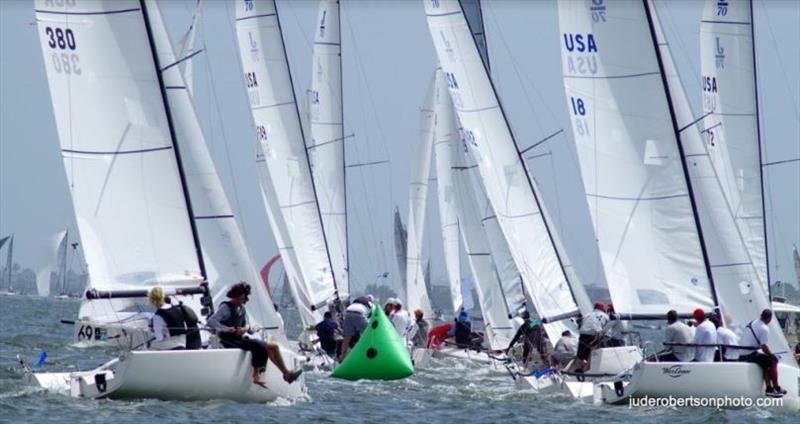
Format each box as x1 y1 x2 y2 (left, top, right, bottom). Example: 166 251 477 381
740 352 776 370
577 334 597 361
343 311 368 337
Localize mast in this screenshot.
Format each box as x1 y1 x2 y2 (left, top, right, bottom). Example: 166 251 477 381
274 2 340 304
643 0 719 311
139 0 208 284
456 0 582 317
749 0 771 299
338 0 349 297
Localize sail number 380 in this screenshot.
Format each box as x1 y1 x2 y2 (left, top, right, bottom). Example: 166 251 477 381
45 27 76 50
44 26 81 75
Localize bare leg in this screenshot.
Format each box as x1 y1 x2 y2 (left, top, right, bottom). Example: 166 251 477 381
339 336 352 361
266 341 291 376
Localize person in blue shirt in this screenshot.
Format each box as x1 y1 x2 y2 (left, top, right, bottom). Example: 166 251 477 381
315 311 340 357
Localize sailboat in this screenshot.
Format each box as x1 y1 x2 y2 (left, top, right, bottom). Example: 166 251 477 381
554 0 798 410
424 0 641 398
34 229 68 297
27 0 303 402
0 234 15 296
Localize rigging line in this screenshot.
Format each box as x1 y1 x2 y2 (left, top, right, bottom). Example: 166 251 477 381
519 129 564 155
763 158 800 167
346 160 390 169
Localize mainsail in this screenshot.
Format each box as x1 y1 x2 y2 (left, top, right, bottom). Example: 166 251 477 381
147 0 283 335
405 73 436 319
309 0 349 300
557 0 716 318
700 0 768 292
234 0 337 323
433 68 463 313
35 0 207 318
35 230 67 296
425 0 584 344
0 235 12 291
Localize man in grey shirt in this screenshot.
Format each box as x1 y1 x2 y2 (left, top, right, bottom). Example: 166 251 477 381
658 309 694 361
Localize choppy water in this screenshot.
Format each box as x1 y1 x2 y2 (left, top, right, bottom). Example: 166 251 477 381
0 296 795 423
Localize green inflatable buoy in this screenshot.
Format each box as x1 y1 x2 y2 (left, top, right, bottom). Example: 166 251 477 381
330 305 414 380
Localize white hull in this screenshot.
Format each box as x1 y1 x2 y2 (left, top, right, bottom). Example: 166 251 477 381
510 346 642 400
412 347 432 368
71 315 151 349
26 348 306 403
431 345 506 367
598 361 800 411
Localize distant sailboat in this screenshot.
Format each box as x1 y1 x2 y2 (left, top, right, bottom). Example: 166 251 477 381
0 234 13 295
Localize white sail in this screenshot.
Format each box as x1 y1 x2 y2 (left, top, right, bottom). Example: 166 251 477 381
2 235 12 291
0 235 10 291
146 0 284 336
433 68 463 313
35 230 67 296
425 0 581 344
649 1 794 364
175 0 202 96
794 245 800 288
436 86 517 348
556 0 715 318
309 0 348 300
57 230 69 294
393 207 408 301
700 0 768 291
406 73 436 319
35 0 205 318
234 0 337 322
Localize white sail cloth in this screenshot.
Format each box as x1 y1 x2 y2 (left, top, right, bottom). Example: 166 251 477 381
556 0 715 318
700 0 768 291
425 0 581 344
35 0 205 319
309 0 348 300
405 73 437 319
234 0 337 324
147 0 284 335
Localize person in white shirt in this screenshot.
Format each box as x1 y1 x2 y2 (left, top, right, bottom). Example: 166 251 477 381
551 330 578 368
709 315 740 362
739 309 786 397
571 301 609 372
391 300 413 339
658 309 695 361
339 295 373 361
692 308 717 362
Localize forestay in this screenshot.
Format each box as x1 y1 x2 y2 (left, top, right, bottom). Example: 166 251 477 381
146 0 283 336
35 0 205 319
405 73 436 319
649 1 794 364
699 0 768 292
234 0 337 322
433 69 463 313
309 0 349 300
425 0 580 344
557 0 715 318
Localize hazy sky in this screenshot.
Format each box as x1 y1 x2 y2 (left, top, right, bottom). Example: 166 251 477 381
1 0 798 293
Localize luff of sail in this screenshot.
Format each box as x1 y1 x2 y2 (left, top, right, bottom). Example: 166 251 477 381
700 0 768 292
309 0 349 300
649 0 794 365
35 0 205 318
435 70 517 349
556 0 715 318
393 207 408 301
425 0 581 345
433 68 463 313
146 0 284 336
175 0 202 96
406 73 436 319
234 0 337 322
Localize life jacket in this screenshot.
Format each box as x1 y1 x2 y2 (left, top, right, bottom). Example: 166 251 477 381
218 301 247 347
155 306 187 337
454 320 472 347
178 302 201 350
